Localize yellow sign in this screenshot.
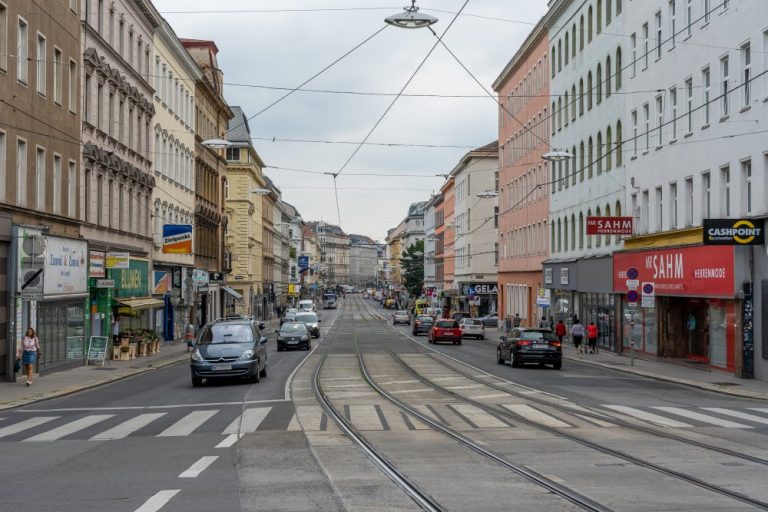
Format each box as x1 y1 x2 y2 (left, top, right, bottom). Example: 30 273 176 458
106 252 130 269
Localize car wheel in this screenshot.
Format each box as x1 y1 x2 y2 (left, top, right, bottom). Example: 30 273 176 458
252 361 261 383
511 352 520 368
305 343 311 351
260 363 268 378
497 349 504 364
191 376 203 387
553 361 563 370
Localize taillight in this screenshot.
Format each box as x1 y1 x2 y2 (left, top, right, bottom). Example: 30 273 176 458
549 341 562 347
516 340 531 346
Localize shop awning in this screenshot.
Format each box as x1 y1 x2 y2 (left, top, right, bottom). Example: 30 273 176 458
222 286 243 300
117 298 166 310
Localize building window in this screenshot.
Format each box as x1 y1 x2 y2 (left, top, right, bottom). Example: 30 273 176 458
686 0 692 37
721 55 729 116
0 2 7 72
764 30 768 100
36 33 46 95
616 120 623 166
702 171 711 219
97 83 103 131
615 47 622 90
53 154 61 214
631 110 638 156
642 23 649 69
656 186 663 231
0 131 4 202
587 72 593 110
17 17 28 84
68 160 76 218
68 60 77 112
36 147 45 210
642 190 649 233
580 15 585 50
670 86 678 139
721 166 730 216
643 103 650 151
685 78 693 133
226 147 241 162
596 64 602 103
670 182 678 228
656 95 663 146
742 159 752 214
703 0 710 23
669 0 676 48
685 177 693 226
741 42 751 106
616 0 622 15
53 47 63 104
97 0 104 33
702 67 710 124
631 33 637 77
655 11 662 59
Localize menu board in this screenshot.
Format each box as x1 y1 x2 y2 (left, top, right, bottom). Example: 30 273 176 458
66 336 85 360
86 336 109 366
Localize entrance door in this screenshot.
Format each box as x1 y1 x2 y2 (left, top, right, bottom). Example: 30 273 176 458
685 301 709 361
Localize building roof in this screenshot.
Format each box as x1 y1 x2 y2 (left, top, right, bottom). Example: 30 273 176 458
407 201 428 219
449 141 499 178
307 221 348 238
349 234 376 246
227 106 251 144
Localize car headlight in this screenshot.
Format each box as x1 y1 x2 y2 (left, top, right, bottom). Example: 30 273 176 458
301 336 309 341
191 349 204 362
240 350 255 360
311 323 318 329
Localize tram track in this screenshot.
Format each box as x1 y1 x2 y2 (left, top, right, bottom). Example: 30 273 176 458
355 297 768 510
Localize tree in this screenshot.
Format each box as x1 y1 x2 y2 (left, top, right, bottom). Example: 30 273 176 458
401 240 424 297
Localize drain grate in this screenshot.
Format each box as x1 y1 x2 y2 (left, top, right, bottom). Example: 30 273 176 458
91 367 118 371
710 382 740 387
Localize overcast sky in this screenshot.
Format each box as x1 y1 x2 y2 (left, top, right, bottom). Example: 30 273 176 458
155 0 548 241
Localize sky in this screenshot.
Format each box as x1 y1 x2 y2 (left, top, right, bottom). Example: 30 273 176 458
154 0 549 241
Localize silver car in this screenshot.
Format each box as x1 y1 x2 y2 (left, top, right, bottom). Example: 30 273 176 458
393 310 411 325
459 318 485 340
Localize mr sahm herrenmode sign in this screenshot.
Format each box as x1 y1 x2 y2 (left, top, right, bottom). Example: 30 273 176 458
703 219 765 245
586 217 633 235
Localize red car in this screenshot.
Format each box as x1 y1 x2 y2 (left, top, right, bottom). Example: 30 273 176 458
429 320 462 345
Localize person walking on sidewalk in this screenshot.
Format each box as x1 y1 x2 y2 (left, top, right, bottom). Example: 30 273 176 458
587 322 599 354
555 320 567 344
512 313 521 328
185 323 196 352
571 320 584 353
17 327 41 386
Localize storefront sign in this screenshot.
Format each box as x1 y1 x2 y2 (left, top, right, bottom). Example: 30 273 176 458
193 269 209 286
560 268 569 286
536 288 551 307
106 252 130 269
703 219 764 245
587 216 633 235
89 251 106 278
96 279 115 288
208 271 224 283
44 237 88 297
298 256 309 270
462 283 499 295
544 268 553 285
614 246 735 298
162 224 193 254
116 259 149 298
153 271 171 294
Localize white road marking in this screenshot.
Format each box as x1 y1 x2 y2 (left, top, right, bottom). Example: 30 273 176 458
91 413 166 440
471 393 513 400
376 379 420 385
158 410 218 437
451 404 509 428
216 434 240 448
502 404 571 428
222 407 271 435
602 406 693 428
390 388 436 394
0 417 59 439
349 405 384 430
134 490 180 512
286 414 302 431
179 456 219 478
573 414 617 428
21 399 290 413
24 415 114 441
748 408 768 416
295 406 324 431
653 407 753 428
702 408 768 426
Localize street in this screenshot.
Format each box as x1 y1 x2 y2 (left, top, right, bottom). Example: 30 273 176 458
3 296 768 511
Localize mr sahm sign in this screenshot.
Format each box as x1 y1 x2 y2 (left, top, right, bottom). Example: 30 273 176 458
162 225 193 254
586 217 633 235
703 219 764 246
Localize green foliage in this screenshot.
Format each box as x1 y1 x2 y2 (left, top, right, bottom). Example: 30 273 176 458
401 240 425 297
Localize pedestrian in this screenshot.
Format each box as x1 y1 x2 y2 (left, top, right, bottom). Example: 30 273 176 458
539 317 550 329
512 313 521 328
17 327 41 386
112 315 120 346
555 319 567 344
571 320 584 353
587 322 598 354
185 323 196 352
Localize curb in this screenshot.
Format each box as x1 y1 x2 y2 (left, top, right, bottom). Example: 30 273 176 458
0 353 189 411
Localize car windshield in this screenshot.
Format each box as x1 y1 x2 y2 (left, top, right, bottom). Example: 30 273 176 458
417 316 434 322
436 320 458 328
285 311 297 318
464 319 482 326
279 323 308 334
296 313 318 323
395 311 408 315
520 331 557 341
198 323 253 344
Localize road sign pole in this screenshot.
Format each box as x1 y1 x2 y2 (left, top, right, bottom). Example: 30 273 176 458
630 319 635 366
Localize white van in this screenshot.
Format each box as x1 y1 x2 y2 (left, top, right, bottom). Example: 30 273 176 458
298 299 315 312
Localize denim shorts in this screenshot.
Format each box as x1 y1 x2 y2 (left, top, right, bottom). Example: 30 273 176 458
22 350 37 365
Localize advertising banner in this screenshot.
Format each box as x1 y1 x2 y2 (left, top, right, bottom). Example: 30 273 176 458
106 252 130 269
153 271 171 295
613 246 735 298
116 259 149 298
298 256 309 270
43 237 88 297
89 251 106 278
162 224 193 254
586 216 634 235
703 219 764 245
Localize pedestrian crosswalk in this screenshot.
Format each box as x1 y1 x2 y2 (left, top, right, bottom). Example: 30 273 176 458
0 402 766 443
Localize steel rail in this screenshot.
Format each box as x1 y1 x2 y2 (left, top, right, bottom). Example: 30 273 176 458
311 310 447 512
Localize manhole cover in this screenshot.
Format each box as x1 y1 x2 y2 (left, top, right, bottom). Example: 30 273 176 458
710 382 740 386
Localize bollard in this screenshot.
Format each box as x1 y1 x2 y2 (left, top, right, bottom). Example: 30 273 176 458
630 340 635 366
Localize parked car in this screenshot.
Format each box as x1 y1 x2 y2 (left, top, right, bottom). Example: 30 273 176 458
412 315 434 336
190 318 268 386
429 319 462 345
459 318 485 339
496 328 562 370
478 313 498 327
393 310 411 325
280 308 298 326
298 299 315 312
276 322 311 351
295 312 321 338
451 311 472 323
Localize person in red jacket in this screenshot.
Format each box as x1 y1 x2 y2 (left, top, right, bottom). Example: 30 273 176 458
586 322 599 354
555 320 567 344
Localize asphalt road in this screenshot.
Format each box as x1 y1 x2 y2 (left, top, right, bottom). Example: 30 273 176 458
2 296 768 512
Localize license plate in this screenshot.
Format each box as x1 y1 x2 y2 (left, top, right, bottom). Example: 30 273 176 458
211 364 232 371
533 344 549 350
287 340 299 345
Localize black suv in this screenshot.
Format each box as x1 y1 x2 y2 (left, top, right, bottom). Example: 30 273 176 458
190 318 268 386
496 328 562 370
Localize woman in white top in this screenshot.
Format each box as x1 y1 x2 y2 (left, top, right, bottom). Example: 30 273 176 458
17 327 41 386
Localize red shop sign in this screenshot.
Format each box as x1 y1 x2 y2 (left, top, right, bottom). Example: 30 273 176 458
613 245 735 297
587 216 633 235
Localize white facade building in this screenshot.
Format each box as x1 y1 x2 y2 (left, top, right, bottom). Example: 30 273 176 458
423 195 439 304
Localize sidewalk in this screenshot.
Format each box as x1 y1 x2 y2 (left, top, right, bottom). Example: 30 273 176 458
481 328 768 400
0 342 190 411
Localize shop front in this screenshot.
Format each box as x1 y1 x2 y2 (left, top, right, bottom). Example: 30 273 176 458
613 245 741 373
114 259 163 332
460 283 498 317
152 266 191 342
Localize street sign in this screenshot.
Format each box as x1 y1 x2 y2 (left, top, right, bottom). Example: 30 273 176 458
626 279 639 289
536 288 551 307
627 290 639 302
641 282 655 308
627 267 639 280
96 279 115 288
298 256 309 270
